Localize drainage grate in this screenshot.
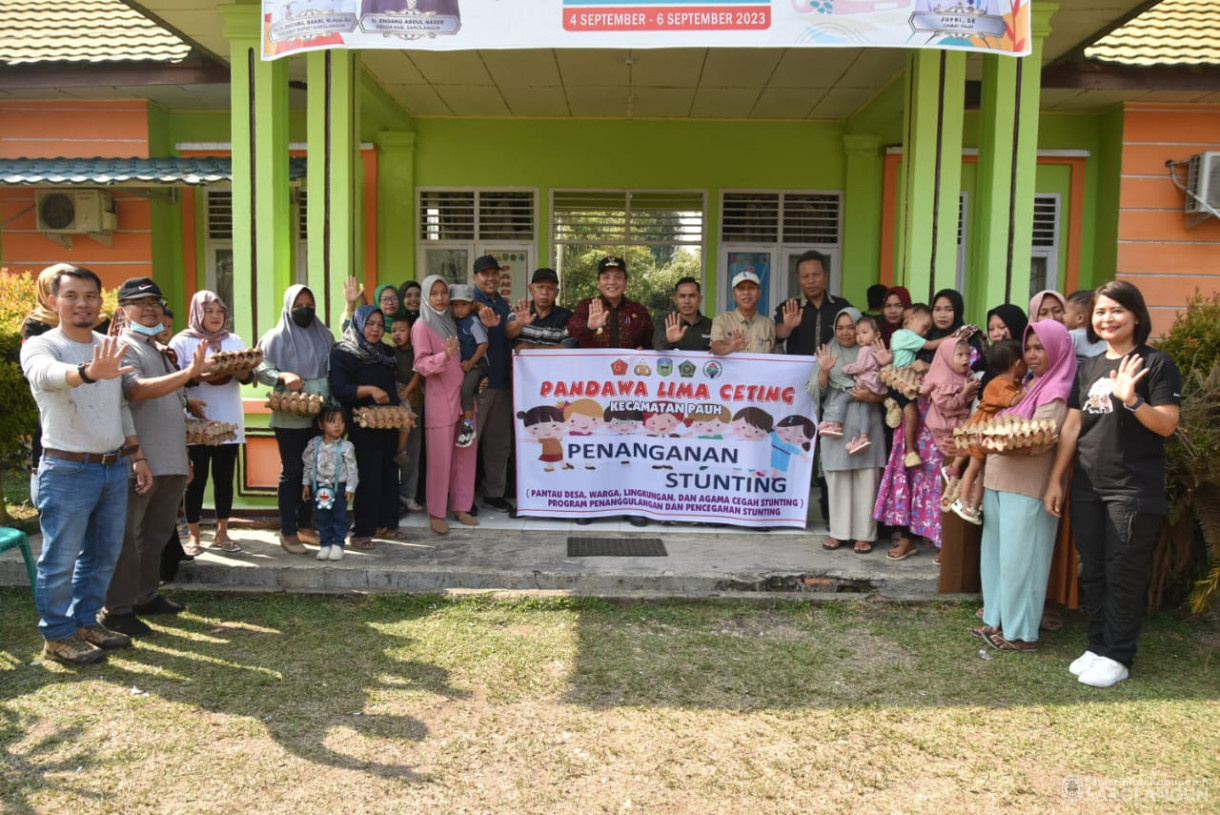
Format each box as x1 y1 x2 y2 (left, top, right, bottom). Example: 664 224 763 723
567 537 668 557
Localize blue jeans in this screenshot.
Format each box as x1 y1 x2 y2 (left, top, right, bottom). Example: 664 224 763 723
313 482 349 549
34 455 129 640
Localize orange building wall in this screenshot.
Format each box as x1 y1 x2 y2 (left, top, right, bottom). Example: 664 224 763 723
1118 104 1220 336
0 100 151 160
0 100 154 290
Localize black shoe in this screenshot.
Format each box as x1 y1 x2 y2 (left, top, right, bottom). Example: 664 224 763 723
484 497 515 513
99 612 154 638
575 518 593 526
468 503 479 517
134 594 184 615
627 516 649 528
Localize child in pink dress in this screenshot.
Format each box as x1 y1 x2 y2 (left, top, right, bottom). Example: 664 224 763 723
920 338 980 458
838 315 888 454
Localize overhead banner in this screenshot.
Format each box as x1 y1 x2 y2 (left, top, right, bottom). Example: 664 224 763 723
512 348 819 528
263 1 1032 60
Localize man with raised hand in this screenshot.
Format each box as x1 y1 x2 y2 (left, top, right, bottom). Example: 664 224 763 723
513 268 574 349
101 277 209 638
711 270 777 355
20 265 150 665
568 256 654 351
774 250 851 354
470 255 519 515
653 276 712 352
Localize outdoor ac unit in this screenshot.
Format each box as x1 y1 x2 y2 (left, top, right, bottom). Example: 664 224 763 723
1184 152 1220 215
35 189 118 233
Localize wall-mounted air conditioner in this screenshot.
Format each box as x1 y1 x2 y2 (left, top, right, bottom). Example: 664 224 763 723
1184 152 1220 215
35 189 118 234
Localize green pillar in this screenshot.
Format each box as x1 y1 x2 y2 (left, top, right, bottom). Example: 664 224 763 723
841 134 883 303
897 49 966 302
377 131 416 282
220 3 292 344
306 49 362 324
972 3 1058 315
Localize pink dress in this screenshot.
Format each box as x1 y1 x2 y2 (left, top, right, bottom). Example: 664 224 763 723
412 320 478 518
841 345 886 395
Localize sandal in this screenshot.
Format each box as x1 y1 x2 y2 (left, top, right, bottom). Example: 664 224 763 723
822 537 843 551
211 538 242 554
970 625 998 639
934 550 942 566
984 631 1038 652
183 537 203 557
1040 607 1064 632
886 539 918 561
349 537 376 551
853 541 873 554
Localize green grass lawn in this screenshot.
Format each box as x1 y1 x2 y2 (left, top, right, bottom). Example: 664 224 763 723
1 591 1217 813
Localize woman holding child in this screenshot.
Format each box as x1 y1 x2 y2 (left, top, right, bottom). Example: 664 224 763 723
330 304 404 549
810 308 887 554
976 319 1076 652
412 275 479 535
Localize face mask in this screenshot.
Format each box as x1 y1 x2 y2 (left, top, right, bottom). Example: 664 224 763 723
129 320 163 337
291 307 316 327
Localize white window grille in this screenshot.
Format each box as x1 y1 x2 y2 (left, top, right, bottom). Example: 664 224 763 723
1029 193 1061 297
204 187 234 314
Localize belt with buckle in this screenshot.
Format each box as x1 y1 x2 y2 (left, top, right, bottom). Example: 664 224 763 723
43 447 131 465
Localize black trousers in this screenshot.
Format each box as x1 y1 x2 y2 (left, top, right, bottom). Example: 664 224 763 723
1071 493 1163 667
185 444 238 522
275 427 319 536
349 425 399 537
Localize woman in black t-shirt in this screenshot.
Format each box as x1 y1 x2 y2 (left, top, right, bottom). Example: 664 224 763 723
1044 281 1180 689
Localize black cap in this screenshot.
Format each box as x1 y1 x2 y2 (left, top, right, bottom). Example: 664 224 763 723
531 268 559 285
473 255 501 274
597 256 627 275
116 277 165 303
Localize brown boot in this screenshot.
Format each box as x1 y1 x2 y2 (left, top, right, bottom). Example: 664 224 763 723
429 516 449 535
280 534 307 554
450 511 479 527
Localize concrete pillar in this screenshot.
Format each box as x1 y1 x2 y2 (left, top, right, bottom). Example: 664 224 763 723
896 49 966 303
377 131 417 283
306 49 362 325
220 3 292 343
973 3 1059 314
841 134 884 305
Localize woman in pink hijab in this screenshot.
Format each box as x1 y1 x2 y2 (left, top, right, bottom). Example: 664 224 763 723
1029 289 1067 324
170 291 258 554
975 320 1077 652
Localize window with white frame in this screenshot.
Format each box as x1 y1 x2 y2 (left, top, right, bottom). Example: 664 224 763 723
204 187 234 324
551 189 705 315
417 188 537 301
719 191 842 315
294 189 308 284
1029 193 1061 298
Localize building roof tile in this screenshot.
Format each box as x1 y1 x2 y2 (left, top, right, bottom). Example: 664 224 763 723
0 157 309 186
0 0 192 65
1086 0 1220 67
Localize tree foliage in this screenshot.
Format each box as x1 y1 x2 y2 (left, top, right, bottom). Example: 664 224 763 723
1150 292 1220 613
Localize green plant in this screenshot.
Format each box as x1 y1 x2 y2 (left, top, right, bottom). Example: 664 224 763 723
1151 292 1220 613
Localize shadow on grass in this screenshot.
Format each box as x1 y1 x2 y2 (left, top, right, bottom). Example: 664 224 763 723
0 590 469 807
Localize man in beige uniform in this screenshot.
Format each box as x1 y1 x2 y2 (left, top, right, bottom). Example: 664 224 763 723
711 270 777 355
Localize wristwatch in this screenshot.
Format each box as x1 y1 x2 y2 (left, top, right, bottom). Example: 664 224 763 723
1123 394 1145 412
77 362 96 384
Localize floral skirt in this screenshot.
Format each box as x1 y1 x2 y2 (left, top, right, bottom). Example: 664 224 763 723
873 399 945 547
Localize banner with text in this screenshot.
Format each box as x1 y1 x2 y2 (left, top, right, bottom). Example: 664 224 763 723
263 1 1032 60
512 348 818 528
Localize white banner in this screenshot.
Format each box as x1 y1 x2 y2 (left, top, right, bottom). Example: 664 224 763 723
263 1 1033 60
512 348 819 528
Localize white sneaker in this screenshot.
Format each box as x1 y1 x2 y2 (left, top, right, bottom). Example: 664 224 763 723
406 499 423 512
1069 650 1102 677
1078 655 1129 688
316 545 332 561
328 546 344 561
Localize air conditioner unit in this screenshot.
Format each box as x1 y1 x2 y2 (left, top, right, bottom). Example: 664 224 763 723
35 189 118 234
1184 152 1220 215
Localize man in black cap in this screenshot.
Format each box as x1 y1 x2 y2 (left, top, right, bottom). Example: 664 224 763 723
774 249 851 354
568 256 653 350
514 268 574 349
470 255 519 514
653 276 712 352
102 277 210 637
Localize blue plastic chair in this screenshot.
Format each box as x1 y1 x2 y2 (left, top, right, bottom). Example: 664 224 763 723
0 527 37 596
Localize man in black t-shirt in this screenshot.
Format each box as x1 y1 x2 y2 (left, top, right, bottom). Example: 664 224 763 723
774 250 851 355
